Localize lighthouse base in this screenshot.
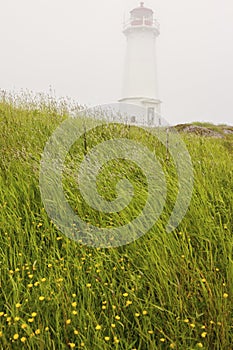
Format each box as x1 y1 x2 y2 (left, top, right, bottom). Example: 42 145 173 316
118 97 161 127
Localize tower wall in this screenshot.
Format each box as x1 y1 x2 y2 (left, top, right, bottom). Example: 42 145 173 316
122 28 158 100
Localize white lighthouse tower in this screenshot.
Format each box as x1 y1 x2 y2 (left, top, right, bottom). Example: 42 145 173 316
119 2 161 126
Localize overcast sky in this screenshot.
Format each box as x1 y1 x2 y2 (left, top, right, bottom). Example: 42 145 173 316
1 0 233 125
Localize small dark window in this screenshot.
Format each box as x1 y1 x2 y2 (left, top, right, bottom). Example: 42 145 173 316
131 116 136 123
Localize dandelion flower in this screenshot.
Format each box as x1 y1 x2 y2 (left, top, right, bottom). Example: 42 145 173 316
16 303 21 308
21 324 27 329
72 302 77 307
66 319 71 325
13 334 19 340
104 336 110 341
114 336 119 344
38 296 45 301
201 332 207 338
21 337 26 343
115 315 120 320
95 324 102 330
31 312 37 317
35 329 40 335
197 343 203 348
142 310 147 315
68 343 76 348
223 293 229 299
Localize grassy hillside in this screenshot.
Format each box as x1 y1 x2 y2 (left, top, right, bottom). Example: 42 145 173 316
0 98 232 350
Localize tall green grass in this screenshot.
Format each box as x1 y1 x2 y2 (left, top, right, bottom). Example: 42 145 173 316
0 95 232 349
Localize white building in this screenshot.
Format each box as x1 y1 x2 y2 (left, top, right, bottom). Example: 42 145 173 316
119 2 161 126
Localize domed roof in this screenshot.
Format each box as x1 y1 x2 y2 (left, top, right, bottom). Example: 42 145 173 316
130 2 153 15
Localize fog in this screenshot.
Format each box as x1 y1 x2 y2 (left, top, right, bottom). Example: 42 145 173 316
0 0 233 125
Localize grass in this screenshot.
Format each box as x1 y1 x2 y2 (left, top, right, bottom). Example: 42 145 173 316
0 94 232 349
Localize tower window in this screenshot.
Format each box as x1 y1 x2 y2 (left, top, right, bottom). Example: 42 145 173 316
147 108 155 125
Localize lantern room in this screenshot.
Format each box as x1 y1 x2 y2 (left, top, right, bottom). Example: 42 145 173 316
130 2 153 26
123 2 159 35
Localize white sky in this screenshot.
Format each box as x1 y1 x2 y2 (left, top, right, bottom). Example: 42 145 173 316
0 0 233 125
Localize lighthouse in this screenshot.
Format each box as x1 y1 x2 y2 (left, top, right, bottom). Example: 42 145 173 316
119 2 161 126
